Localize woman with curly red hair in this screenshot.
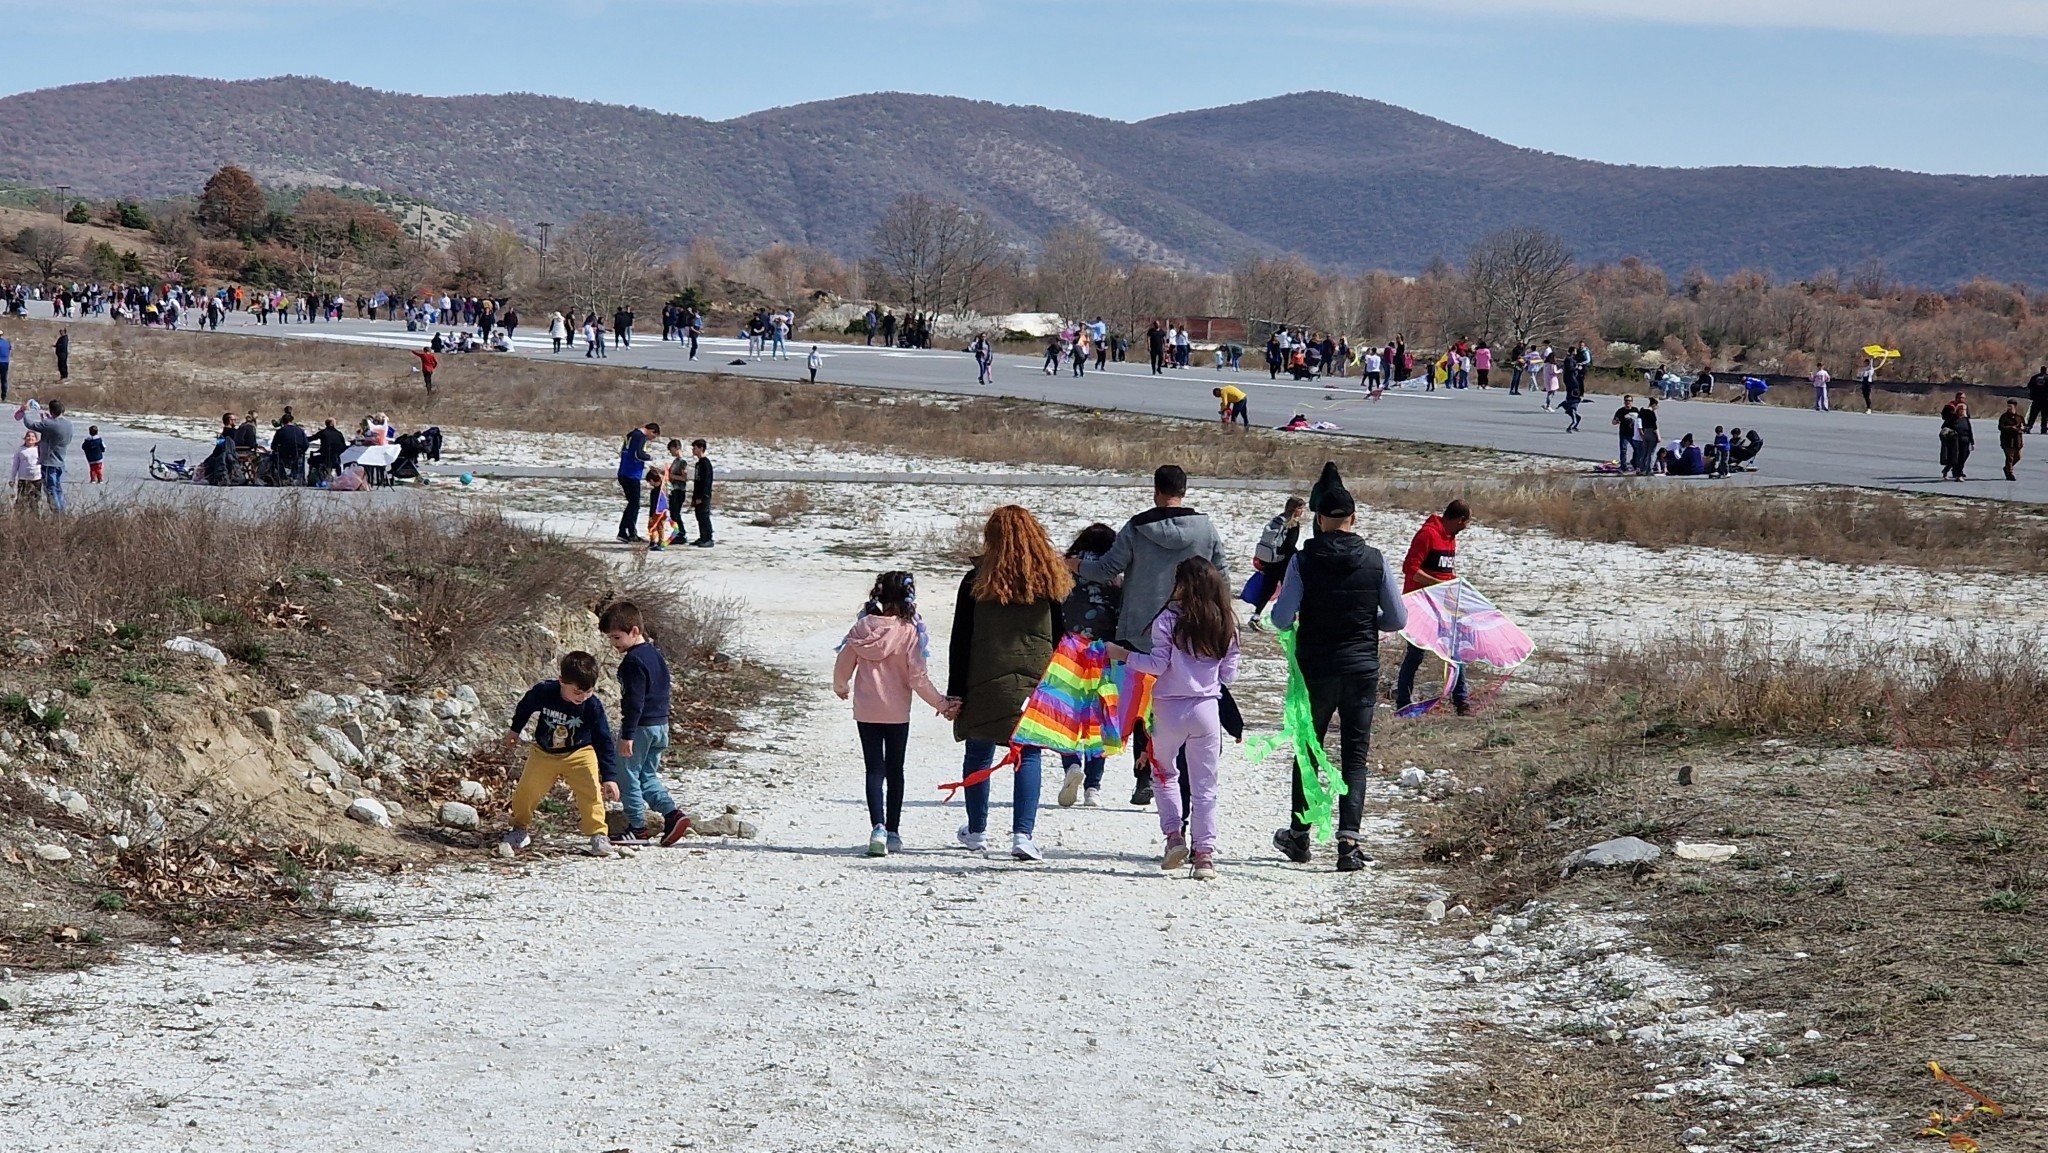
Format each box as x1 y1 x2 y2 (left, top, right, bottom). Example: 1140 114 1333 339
946 505 1073 861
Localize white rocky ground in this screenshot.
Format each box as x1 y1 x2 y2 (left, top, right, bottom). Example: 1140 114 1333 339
3 449 2030 1152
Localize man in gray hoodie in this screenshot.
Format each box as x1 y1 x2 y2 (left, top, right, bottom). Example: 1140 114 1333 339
1077 464 1231 804
19 398 74 513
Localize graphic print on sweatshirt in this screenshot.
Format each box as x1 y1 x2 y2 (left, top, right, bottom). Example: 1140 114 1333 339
532 707 587 754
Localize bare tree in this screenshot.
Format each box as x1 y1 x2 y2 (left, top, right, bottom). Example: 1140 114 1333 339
552 213 662 317
865 194 1009 320
1228 256 1323 338
14 227 75 288
446 224 528 299
1464 226 1581 345
1034 225 1116 322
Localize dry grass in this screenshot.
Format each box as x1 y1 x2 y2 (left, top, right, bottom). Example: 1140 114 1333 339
3 494 606 685
1396 629 2048 1149
1354 475 2048 571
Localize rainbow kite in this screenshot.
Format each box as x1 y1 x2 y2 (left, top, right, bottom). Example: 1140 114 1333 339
937 637 1154 800
1396 578 1534 717
1245 626 1344 843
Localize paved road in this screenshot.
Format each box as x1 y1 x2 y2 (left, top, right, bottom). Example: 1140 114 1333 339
17 311 2043 503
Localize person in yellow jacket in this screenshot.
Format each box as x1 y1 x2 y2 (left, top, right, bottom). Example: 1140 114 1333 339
1214 385 1249 428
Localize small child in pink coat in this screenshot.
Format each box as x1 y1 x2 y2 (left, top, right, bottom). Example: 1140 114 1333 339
834 571 955 857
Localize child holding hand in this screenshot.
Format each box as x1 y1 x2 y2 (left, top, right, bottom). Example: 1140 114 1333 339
1106 557 1240 880
834 572 956 857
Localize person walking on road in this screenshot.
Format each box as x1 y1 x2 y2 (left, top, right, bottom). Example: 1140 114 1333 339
2027 364 2048 434
1999 399 2024 481
1267 485 1406 873
1395 501 1471 715
1077 464 1232 807
54 329 69 382
616 421 658 543
1147 322 1167 375
1812 363 1831 412
1940 393 1974 481
947 505 1072 862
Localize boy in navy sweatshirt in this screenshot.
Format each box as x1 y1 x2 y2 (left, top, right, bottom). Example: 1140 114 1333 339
502 651 619 857
599 601 689 846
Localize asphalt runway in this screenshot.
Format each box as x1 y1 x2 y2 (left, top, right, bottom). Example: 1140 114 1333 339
11 310 2042 503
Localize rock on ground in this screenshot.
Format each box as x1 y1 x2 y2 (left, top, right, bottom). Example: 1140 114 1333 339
345 797 390 828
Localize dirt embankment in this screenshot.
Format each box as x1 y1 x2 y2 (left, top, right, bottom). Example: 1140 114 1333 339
0 497 763 971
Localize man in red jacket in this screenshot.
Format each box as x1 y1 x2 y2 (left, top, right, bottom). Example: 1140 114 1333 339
413 346 438 393
1395 500 1471 714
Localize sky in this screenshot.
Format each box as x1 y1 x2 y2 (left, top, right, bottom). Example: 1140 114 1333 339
3 0 2043 175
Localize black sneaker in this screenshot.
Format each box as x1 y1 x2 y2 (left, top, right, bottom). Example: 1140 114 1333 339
1336 839 1371 873
660 810 692 847
1272 827 1311 864
1130 780 1153 806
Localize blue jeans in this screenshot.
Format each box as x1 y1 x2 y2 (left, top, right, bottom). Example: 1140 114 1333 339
961 740 1041 837
618 724 675 832
1060 752 1106 790
41 464 65 513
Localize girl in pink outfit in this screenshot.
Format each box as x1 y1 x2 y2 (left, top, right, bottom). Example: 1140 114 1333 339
1107 558 1240 880
834 572 955 857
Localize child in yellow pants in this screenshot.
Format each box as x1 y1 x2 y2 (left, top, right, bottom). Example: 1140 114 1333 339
501 651 621 857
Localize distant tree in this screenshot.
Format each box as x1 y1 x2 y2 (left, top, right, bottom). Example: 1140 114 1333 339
553 212 662 317
63 201 91 225
1464 226 1580 346
14 226 75 287
1034 225 1116 322
1228 255 1323 334
197 165 267 238
865 194 1008 318
446 224 527 298
111 200 152 231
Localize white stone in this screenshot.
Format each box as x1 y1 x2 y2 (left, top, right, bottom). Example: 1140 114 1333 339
457 779 489 803
164 636 227 667
1568 836 1664 870
1398 766 1428 789
1424 899 1446 924
454 685 480 706
1803 1029 1823 1041
303 742 344 785
346 798 391 828
437 802 480 830
1675 841 1739 862
314 725 365 767
32 843 71 862
293 691 342 723
1721 1052 1746 1067
56 789 90 819
1682 1127 1709 1144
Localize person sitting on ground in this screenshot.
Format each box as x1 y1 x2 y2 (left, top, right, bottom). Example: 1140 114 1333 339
1728 427 1763 470
232 411 260 450
1665 433 1705 476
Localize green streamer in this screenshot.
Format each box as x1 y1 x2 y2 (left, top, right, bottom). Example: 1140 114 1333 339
1244 625 1343 843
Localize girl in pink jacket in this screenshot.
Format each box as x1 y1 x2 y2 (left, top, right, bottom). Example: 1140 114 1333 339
834 572 954 857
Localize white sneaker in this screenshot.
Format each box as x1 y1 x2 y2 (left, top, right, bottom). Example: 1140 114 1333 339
1082 788 1101 808
1011 834 1044 862
956 824 987 853
866 825 889 858
500 828 531 852
1058 768 1083 807
586 834 615 857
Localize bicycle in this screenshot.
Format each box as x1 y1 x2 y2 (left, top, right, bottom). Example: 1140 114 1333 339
148 445 198 482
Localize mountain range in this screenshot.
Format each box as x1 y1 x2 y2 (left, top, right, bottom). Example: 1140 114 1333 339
1 75 2041 286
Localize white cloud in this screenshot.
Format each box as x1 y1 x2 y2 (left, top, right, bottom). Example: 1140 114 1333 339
1288 0 2046 38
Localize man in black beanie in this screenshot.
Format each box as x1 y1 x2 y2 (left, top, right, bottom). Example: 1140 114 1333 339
1267 485 1406 872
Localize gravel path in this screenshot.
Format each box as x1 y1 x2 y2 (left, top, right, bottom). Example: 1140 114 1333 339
0 519 1453 1153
